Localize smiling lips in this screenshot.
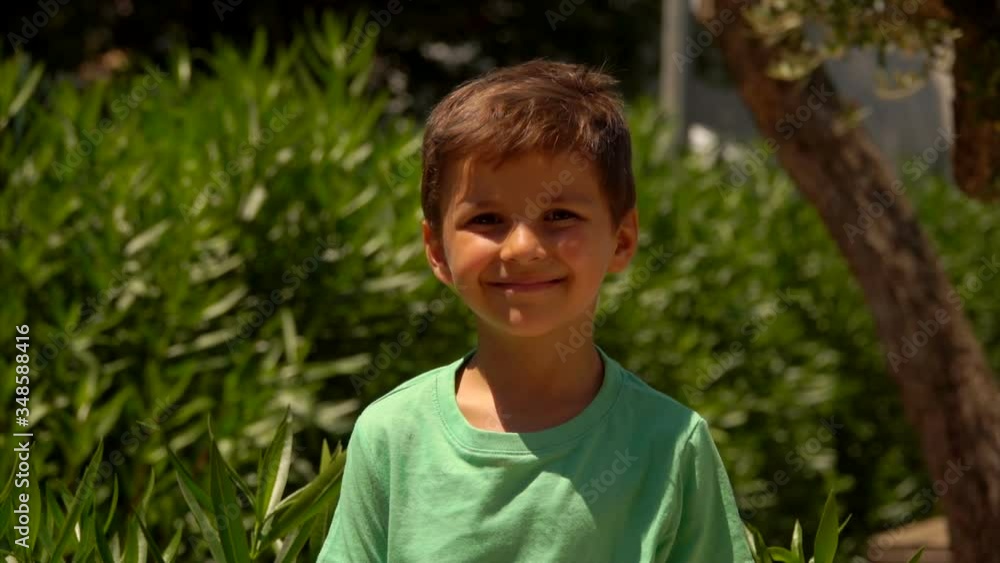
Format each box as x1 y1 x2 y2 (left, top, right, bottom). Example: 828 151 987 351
487 277 567 292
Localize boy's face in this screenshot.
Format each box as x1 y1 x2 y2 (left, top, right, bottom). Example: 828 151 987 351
422 149 638 337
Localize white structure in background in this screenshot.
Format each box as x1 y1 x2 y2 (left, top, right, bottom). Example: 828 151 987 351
659 0 688 155
660 0 956 176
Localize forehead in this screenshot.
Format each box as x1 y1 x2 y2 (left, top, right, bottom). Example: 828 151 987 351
444 150 601 208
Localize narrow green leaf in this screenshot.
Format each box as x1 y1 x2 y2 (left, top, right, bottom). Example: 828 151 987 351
209 440 252 563
768 546 797 562
70 507 96 563
7 65 44 120
249 27 268 68
743 521 773 563
93 503 115 563
124 220 171 257
162 525 184 562
0 456 13 503
310 445 344 562
319 439 334 473
790 520 804 563
265 464 324 522
172 455 227 562
141 468 156 513
0 462 15 550
273 514 317 563
48 487 70 553
50 439 105 560
200 285 249 322
206 421 255 519
837 513 852 535
907 546 926 563
256 407 293 525
261 449 346 545
136 511 168 563
743 524 757 557
166 446 212 509
813 490 839 563
309 503 331 563
281 308 298 364
103 476 119 534
123 517 140 563
0 503 9 549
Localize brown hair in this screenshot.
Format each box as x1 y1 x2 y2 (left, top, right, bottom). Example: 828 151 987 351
420 58 636 240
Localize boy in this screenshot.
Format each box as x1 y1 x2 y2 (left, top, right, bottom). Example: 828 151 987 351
318 59 752 562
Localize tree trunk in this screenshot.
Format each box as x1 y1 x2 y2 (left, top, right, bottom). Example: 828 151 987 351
702 1 1000 560
946 6 1000 202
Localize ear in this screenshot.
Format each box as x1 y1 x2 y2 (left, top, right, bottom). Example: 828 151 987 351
607 207 639 274
422 219 454 286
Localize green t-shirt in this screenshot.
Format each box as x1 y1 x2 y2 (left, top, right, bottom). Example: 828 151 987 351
317 345 752 562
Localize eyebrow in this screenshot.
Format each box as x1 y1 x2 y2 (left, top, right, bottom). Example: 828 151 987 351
459 194 594 209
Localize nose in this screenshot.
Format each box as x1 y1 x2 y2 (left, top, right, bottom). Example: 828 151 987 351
499 220 547 263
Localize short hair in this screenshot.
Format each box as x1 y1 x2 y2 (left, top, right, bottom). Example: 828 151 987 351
420 58 636 240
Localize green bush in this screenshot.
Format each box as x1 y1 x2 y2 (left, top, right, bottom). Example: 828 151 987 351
743 491 926 563
0 12 445 559
1 9 997 560
1 410 346 561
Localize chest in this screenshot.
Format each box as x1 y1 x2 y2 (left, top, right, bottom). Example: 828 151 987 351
456 394 592 433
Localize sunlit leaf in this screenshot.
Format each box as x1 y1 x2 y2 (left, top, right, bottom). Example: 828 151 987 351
813 491 839 563
50 439 105 560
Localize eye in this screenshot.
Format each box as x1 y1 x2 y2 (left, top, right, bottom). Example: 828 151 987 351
469 213 501 226
466 210 578 227
547 209 579 222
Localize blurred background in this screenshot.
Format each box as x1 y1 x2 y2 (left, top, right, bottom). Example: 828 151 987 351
1 0 998 561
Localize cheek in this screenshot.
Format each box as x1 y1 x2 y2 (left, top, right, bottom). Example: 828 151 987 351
448 234 496 281
557 229 605 268
558 235 586 259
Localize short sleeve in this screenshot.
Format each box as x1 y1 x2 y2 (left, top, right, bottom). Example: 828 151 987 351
657 416 753 563
316 414 390 563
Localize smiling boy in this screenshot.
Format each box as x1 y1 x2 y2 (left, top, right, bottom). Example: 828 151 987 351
318 59 752 562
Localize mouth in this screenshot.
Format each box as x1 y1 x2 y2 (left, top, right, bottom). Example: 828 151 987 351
487 278 567 292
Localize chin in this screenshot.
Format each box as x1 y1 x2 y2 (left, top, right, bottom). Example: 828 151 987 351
485 310 576 338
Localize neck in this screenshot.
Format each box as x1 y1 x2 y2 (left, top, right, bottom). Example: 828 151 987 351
461 305 605 410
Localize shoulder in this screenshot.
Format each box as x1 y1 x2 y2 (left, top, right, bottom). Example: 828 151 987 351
350 354 462 445
614 359 706 439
